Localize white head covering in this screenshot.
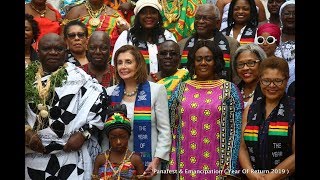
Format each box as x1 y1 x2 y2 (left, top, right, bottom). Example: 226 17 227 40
279 0 295 27
133 0 162 15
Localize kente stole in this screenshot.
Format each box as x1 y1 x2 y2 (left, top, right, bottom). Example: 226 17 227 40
111 81 152 168
222 25 257 45
181 30 232 80
157 68 190 99
244 95 294 170
127 33 166 74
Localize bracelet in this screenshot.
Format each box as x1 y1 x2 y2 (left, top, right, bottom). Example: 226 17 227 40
91 174 100 179
25 125 32 132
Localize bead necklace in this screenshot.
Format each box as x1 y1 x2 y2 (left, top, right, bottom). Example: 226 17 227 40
84 1 106 26
241 88 255 99
25 61 67 132
29 3 47 18
105 148 129 180
124 86 138 97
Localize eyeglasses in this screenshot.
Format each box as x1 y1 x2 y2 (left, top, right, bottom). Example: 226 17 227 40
256 36 277 45
236 60 260 69
195 56 214 63
194 15 217 21
283 11 295 17
67 32 86 39
158 51 179 57
260 78 286 86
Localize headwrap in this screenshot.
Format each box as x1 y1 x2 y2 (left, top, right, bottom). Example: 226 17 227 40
104 105 131 136
279 0 295 26
257 23 281 45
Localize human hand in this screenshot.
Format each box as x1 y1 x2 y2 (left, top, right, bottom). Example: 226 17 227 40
25 130 46 153
116 17 130 33
142 157 160 178
63 131 85 152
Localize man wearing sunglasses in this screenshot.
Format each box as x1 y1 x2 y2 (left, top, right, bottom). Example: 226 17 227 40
148 40 190 100
178 3 240 83
256 23 281 57
63 20 89 67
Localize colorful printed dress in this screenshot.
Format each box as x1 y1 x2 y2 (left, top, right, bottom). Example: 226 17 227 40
98 150 137 179
168 79 243 179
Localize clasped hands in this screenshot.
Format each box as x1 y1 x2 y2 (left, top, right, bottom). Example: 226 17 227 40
25 130 85 153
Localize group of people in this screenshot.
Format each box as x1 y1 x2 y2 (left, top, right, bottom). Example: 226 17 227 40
25 0 295 179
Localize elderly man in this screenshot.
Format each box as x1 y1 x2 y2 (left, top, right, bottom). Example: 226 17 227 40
25 33 110 180
83 31 115 87
178 3 239 82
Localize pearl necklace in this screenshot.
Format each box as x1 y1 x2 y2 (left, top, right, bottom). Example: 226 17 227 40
241 88 255 99
124 86 138 97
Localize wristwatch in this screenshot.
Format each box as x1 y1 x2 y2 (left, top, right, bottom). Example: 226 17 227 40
82 130 91 140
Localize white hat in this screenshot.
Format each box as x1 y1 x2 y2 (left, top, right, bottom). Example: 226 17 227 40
134 0 162 15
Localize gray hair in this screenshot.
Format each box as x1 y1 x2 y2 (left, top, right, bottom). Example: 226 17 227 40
232 43 267 76
197 3 220 20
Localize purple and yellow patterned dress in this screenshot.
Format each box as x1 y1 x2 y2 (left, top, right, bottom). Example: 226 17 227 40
168 79 243 179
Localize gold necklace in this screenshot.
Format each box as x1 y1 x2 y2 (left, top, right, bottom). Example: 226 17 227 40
85 1 106 27
30 3 46 18
161 0 181 23
105 148 129 180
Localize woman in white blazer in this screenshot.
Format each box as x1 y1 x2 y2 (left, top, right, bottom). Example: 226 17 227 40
102 45 171 180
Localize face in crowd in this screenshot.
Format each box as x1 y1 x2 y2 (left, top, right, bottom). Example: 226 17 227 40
38 33 66 72
232 0 251 25
87 31 111 69
259 57 289 101
236 50 261 84
65 24 88 55
138 7 160 29
267 0 285 16
157 41 181 75
281 4 295 30
195 5 220 39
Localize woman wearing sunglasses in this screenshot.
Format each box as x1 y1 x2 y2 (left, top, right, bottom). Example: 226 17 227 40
256 23 281 57
232 43 267 109
239 56 295 180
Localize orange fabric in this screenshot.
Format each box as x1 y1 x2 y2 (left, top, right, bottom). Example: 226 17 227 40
33 4 62 50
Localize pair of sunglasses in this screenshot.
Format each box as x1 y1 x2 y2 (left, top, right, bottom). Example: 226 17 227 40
256 36 277 45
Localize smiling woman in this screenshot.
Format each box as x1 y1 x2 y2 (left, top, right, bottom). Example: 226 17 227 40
103 45 172 180
239 56 295 180
111 0 176 74
232 43 267 108
168 40 243 179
